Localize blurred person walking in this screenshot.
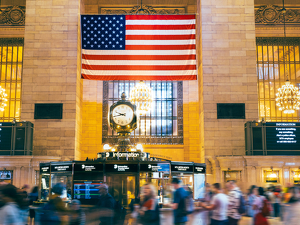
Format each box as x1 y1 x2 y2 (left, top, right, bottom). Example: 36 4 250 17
29 186 39 225
137 183 160 225
204 183 213 225
69 199 85 225
39 183 69 225
282 186 300 224
246 185 257 218
0 184 24 225
227 181 243 225
273 185 281 218
253 187 270 225
200 183 228 225
170 178 189 225
96 184 115 225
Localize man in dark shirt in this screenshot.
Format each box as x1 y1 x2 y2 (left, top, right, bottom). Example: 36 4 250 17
170 178 188 225
96 184 115 225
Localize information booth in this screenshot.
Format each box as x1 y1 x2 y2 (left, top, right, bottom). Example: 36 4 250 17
39 160 206 208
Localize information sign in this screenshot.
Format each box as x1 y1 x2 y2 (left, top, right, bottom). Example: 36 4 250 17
266 122 300 150
74 164 103 172
171 164 193 172
51 164 72 172
40 165 50 173
140 163 170 173
105 164 138 173
194 166 206 174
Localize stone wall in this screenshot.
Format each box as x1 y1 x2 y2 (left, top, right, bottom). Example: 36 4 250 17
201 0 258 157
21 0 81 160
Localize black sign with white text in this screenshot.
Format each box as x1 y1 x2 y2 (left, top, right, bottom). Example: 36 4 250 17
74 164 103 172
51 164 72 172
40 165 50 173
171 164 193 172
140 163 170 173
105 164 138 173
266 122 300 150
194 166 206 174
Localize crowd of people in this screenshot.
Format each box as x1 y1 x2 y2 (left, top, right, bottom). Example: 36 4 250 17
202 181 300 225
0 179 300 225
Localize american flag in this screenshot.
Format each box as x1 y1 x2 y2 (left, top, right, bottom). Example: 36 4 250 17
81 15 197 80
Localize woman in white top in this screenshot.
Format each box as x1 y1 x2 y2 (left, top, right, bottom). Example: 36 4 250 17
0 184 24 225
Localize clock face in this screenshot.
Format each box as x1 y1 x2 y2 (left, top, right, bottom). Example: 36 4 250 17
112 104 134 126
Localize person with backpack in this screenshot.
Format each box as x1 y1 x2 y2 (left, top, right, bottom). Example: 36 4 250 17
38 182 69 225
138 183 160 225
96 184 115 225
200 183 228 225
253 187 270 225
170 178 189 225
227 180 244 225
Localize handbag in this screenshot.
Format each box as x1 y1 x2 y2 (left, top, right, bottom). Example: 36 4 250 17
254 213 269 225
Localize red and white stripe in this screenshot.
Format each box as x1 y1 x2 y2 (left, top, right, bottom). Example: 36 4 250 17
81 15 197 81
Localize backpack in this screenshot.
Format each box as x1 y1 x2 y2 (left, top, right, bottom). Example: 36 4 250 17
261 199 271 217
38 200 61 225
183 193 194 215
238 193 246 214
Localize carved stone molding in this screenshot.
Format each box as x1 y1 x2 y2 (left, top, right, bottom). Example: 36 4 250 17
0 6 25 26
255 5 300 24
100 5 186 15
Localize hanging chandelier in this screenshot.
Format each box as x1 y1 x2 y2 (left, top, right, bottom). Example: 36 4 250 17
275 0 300 114
129 81 153 115
0 86 7 112
275 82 300 114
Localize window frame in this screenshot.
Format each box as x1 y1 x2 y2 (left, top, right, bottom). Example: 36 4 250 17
102 80 183 145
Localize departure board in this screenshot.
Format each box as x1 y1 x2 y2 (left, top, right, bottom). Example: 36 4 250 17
73 181 101 200
0 123 12 151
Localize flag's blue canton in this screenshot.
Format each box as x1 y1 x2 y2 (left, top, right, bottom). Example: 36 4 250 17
81 15 126 50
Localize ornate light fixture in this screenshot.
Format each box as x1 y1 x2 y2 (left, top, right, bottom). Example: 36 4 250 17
0 86 8 112
130 81 153 115
275 0 300 114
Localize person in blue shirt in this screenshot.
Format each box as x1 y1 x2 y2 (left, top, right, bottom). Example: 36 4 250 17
170 178 188 225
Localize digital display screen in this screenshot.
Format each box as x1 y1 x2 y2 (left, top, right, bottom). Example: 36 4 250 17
0 171 12 180
140 163 170 173
266 122 300 150
0 123 12 151
171 164 193 172
105 164 138 173
74 181 101 200
194 174 205 199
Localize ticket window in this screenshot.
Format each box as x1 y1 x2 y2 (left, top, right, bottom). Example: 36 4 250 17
51 173 73 200
264 170 279 184
139 172 170 204
172 173 194 193
106 174 136 208
0 170 13 184
292 170 300 184
224 171 242 183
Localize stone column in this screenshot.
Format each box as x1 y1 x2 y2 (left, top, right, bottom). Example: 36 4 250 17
201 0 258 157
22 0 82 160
